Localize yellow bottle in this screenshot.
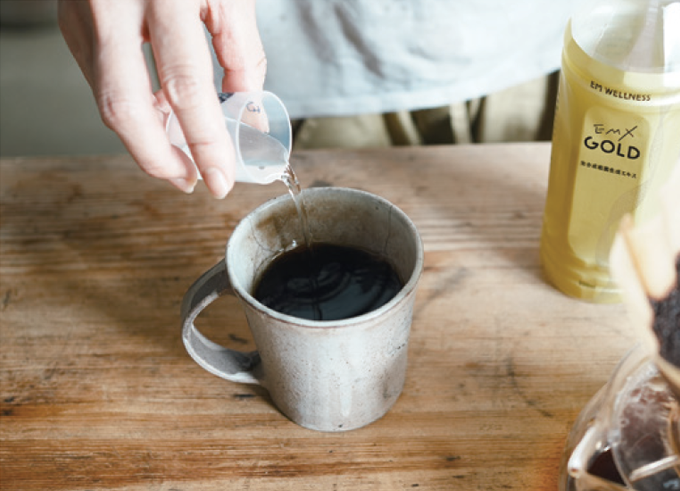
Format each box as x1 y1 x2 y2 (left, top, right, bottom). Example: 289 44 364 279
541 0 680 303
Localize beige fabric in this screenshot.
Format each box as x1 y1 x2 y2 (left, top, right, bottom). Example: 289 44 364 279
474 72 559 143
293 73 559 150
292 114 392 150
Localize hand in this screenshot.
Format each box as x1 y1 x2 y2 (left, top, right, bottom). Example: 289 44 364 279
58 0 267 198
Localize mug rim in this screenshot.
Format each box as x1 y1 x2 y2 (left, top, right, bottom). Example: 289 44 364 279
226 187 424 328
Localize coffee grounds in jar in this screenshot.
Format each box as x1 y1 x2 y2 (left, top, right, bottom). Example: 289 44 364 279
650 255 680 367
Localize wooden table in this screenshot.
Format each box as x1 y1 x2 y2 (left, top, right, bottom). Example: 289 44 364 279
1 143 635 490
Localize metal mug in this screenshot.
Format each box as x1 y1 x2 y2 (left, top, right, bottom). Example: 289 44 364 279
180 187 424 431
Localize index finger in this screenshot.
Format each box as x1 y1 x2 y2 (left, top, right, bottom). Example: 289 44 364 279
204 0 267 93
89 0 199 193
148 0 235 199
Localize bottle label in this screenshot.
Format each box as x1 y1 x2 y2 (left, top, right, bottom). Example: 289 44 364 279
569 105 649 266
589 80 652 103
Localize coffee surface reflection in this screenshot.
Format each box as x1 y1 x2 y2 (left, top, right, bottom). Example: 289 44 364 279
253 243 403 321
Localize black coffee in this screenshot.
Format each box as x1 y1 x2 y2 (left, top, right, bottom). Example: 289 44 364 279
253 243 404 321
587 448 625 485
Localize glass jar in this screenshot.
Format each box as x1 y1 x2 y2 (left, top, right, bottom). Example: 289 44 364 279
559 345 680 490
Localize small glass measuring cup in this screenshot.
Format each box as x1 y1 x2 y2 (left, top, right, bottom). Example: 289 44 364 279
166 91 292 184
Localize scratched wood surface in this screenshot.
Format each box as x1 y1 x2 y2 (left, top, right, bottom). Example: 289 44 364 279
1 143 634 490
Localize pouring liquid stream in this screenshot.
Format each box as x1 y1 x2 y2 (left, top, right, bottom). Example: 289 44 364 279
247 126 403 322
236 124 312 250
278 162 324 319
279 163 313 251
252 134 404 322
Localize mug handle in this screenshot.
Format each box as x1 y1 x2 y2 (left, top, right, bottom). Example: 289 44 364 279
180 260 263 385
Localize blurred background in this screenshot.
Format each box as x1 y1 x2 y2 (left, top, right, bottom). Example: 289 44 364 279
0 0 556 159
0 0 126 157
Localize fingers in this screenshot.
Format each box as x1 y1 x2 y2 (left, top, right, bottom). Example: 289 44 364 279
96 43 198 189
68 0 199 194
58 0 96 87
60 0 263 199
148 0 235 199
204 0 267 93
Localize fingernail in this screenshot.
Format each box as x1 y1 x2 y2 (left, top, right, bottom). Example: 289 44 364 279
203 167 231 199
170 178 196 194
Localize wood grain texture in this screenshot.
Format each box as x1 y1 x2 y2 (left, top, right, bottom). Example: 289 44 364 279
0 144 634 490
